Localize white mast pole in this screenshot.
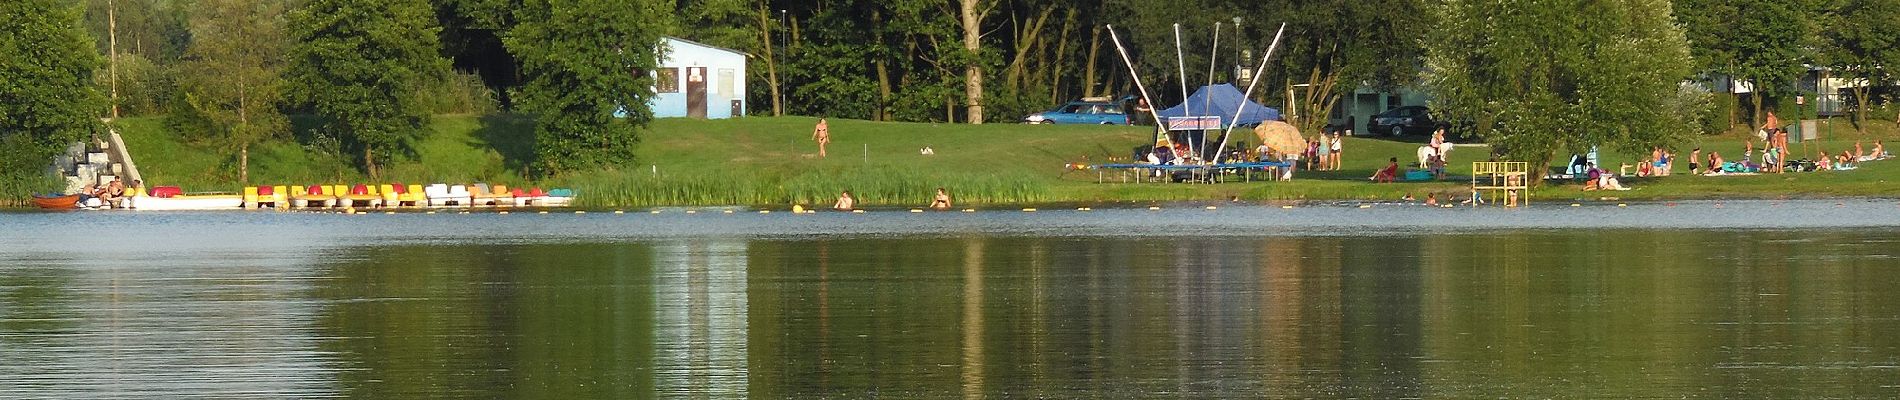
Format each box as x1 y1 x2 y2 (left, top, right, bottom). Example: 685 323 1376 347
1211 23 1286 164
1173 23 1192 158
1203 23 1219 160
1106 25 1164 141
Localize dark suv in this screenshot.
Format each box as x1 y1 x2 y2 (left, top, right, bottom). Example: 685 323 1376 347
1367 106 1441 136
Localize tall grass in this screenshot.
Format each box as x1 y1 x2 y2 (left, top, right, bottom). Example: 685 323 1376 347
560 166 1050 208
0 173 63 206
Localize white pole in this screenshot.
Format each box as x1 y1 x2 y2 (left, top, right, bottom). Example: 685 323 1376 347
1211 23 1286 164
1106 25 1164 140
1173 24 1193 159
1204 23 1219 159
1206 23 1219 116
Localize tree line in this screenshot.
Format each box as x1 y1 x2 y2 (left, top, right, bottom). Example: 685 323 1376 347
3 0 1898 187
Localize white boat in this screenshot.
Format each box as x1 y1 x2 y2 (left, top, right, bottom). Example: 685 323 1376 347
127 194 245 211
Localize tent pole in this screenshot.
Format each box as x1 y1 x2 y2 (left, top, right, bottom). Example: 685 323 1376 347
1173 24 1193 159
1204 23 1219 161
1106 25 1165 144
1211 23 1286 164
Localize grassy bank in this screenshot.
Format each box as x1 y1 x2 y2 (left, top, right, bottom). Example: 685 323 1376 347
106 114 1900 208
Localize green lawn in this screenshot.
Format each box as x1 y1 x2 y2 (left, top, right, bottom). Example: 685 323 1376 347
109 114 1900 207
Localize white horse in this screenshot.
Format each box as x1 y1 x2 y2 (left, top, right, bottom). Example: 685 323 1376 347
1417 142 1455 167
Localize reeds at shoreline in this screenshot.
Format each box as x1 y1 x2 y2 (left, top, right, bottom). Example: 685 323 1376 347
562 166 1049 208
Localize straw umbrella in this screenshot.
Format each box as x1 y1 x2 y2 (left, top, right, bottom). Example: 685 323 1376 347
1254 120 1305 156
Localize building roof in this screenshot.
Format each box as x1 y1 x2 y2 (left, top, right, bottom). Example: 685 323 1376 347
663 36 750 58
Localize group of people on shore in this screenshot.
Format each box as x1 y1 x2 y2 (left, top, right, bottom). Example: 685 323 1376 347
1305 131 1346 171
831 188 953 211
77 178 138 208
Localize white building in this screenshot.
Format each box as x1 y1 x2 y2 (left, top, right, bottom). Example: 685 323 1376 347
650 37 748 119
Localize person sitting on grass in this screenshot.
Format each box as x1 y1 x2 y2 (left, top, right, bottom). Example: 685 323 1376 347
834 190 856 211
1596 165 1629 191
1370 157 1399 183
1872 141 1888 160
930 188 952 210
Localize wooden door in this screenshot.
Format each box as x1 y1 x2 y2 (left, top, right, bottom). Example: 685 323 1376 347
686 67 707 119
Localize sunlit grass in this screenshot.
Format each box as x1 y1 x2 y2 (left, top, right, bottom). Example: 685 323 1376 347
77 114 1900 207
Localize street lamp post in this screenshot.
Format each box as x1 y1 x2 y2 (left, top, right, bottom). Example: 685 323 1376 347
779 9 788 116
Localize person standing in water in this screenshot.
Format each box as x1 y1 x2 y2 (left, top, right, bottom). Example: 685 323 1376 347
833 190 855 211
930 188 952 210
812 118 831 158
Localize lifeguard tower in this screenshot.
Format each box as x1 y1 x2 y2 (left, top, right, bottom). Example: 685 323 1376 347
1470 161 1530 207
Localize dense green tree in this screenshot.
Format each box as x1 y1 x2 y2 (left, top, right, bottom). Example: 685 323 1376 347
1424 0 1701 175
1 0 107 191
175 0 288 184
285 0 448 178
1674 0 1816 128
506 0 668 174
1817 0 1900 131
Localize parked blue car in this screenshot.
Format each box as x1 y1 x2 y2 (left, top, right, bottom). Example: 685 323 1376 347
1022 97 1132 125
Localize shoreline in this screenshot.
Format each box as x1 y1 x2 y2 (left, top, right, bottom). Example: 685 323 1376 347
10 195 1897 213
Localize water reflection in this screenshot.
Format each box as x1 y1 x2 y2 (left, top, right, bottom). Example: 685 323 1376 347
652 240 749 398
4 217 1900 397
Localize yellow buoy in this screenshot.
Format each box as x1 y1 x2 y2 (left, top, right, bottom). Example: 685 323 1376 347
538 211 548 214
1022 208 1037 212
499 211 510 214
723 210 734 214
791 205 806 213
1077 207 1091 211
385 211 395 215
1571 203 1581 207
759 210 771 214
1205 206 1218 210
426 211 436 214
852 209 865 214
1281 205 1293 209
575 210 586 214
1617 203 1628 207
1148 206 1161 211
650 210 661 214
910 209 923 213
1358 205 1372 209
613 210 625 214
686 210 698 214
962 208 975 213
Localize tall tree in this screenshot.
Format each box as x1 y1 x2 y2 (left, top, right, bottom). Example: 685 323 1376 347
1818 0 1900 131
286 0 447 178
177 0 288 184
0 0 106 189
1675 0 1815 128
1425 0 1701 175
506 0 667 174
958 0 989 123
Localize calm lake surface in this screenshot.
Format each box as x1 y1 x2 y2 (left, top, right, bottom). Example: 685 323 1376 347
4 200 1900 398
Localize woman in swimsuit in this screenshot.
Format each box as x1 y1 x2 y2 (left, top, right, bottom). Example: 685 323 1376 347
930 188 952 210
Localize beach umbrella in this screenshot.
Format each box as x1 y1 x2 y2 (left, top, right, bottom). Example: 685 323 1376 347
1254 121 1305 154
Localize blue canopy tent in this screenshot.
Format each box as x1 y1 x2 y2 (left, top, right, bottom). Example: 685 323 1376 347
1156 83 1281 127
1154 84 1281 161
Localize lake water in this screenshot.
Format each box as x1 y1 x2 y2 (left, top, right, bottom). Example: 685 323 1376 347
4 200 1900 398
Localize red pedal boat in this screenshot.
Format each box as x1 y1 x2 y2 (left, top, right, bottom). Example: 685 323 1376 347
32 194 81 210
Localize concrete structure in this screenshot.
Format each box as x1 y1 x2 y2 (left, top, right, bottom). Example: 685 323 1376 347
650 37 747 119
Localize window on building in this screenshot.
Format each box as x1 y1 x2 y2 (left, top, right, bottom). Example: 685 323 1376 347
656 68 679 93
717 68 736 98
